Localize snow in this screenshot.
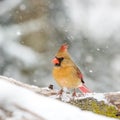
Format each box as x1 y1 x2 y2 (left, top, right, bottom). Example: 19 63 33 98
85 93 107 102
69 92 108 104
4 42 39 68
111 55 120 72
0 0 22 16
0 77 117 120
63 0 120 44
89 69 93 73
19 4 26 11
97 48 100 51
16 31 22 36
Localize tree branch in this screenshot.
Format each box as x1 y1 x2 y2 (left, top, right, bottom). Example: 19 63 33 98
0 76 119 119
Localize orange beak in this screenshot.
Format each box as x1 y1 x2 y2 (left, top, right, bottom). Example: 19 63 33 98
52 57 59 64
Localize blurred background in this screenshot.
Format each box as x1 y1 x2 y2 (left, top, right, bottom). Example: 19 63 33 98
0 0 120 92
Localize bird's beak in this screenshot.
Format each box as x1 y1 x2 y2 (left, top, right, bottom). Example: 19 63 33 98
52 57 59 64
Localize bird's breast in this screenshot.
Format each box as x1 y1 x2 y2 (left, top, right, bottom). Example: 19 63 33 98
52 66 81 88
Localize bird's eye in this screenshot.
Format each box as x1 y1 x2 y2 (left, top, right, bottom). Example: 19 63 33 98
55 57 64 63
55 56 64 61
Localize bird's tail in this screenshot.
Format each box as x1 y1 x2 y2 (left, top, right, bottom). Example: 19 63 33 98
78 84 92 93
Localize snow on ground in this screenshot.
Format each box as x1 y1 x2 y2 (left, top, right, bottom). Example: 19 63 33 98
0 77 118 120
77 92 108 102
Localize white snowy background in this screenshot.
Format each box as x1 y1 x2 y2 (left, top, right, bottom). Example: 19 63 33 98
0 0 120 93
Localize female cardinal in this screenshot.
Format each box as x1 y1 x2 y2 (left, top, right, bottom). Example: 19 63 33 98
52 43 91 96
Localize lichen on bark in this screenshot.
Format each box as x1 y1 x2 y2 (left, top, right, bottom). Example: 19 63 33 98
70 97 120 118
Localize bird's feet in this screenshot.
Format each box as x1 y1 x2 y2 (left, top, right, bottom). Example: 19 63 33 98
57 89 63 97
71 89 78 100
72 91 77 97
56 89 72 102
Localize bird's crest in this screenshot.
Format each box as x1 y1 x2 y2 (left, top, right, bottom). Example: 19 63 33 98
59 43 68 52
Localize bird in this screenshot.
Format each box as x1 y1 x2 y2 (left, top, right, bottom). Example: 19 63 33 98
52 43 91 96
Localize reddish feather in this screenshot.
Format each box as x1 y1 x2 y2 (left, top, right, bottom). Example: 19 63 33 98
79 84 92 93
77 71 83 80
59 43 68 52
77 68 92 93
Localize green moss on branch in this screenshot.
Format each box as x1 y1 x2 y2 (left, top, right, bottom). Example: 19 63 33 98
70 97 120 118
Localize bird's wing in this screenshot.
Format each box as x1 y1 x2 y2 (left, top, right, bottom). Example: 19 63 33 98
76 66 85 83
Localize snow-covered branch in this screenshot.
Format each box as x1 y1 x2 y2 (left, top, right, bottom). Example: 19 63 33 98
0 76 119 120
